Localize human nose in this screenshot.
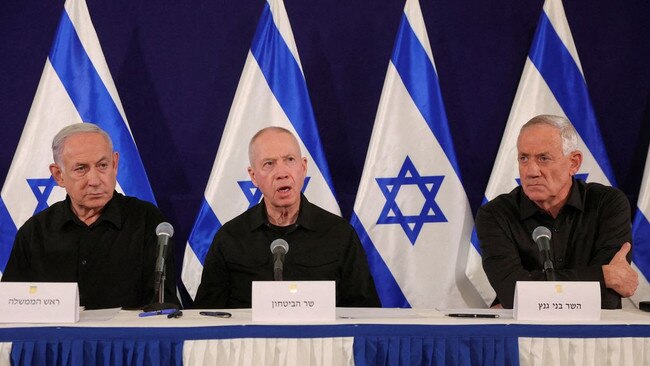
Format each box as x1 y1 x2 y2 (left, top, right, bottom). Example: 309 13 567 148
86 167 101 186
524 160 541 178
274 162 290 178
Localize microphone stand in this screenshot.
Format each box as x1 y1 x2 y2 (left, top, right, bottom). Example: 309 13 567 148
143 266 179 312
542 250 557 281
274 257 284 281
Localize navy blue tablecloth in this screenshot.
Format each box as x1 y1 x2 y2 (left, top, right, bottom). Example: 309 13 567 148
3 323 650 365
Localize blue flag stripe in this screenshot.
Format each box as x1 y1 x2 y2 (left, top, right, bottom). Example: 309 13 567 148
0 198 17 272
633 210 650 280
351 212 410 308
188 199 222 265
470 227 481 255
48 10 156 204
529 13 616 186
391 13 462 180
470 196 489 253
250 3 337 196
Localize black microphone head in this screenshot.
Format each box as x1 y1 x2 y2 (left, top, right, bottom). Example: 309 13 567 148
270 238 289 255
156 222 174 237
532 226 552 252
532 226 552 242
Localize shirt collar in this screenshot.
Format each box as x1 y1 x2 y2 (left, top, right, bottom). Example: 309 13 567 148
54 191 122 229
518 178 583 220
249 193 316 231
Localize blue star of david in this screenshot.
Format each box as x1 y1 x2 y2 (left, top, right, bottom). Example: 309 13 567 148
515 173 588 186
238 177 311 209
27 176 58 215
375 156 446 245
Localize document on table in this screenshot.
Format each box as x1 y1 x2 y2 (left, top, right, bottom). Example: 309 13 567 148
79 307 121 322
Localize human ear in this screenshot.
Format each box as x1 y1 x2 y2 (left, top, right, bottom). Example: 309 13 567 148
49 164 65 187
569 151 583 175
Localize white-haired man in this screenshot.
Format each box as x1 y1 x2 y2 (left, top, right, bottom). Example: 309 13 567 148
476 114 637 309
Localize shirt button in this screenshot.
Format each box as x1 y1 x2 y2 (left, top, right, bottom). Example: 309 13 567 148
557 257 563 263
81 259 87 265
553 227 560 233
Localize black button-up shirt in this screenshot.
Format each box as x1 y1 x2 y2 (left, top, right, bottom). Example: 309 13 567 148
476 179 632 309
2 192 179 310
194 195 380 309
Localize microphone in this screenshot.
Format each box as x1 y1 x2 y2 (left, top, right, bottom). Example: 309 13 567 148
146 222 176 310
154 222 174 279
532 226 556 281
142 222 178 312
270 239 289 281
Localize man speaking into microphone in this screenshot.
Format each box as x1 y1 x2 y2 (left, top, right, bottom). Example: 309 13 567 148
476 115 637 309
194 127 379 309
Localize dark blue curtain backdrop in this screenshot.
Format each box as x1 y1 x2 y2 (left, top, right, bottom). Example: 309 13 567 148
1 1 649 293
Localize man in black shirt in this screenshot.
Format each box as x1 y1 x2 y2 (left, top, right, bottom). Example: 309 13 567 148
194 127 380 308
476 114 637 309
2 123 179 310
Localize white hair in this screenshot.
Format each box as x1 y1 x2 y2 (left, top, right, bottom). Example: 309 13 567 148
520 114 579 155
52 123 113 164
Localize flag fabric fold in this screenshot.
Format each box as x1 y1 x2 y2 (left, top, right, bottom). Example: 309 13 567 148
351 0 484 309
465 0 617 306
181 0 340 300
631 146 650 307
0 0 155 276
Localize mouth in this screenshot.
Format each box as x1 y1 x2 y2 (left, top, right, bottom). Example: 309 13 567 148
277 185 291 194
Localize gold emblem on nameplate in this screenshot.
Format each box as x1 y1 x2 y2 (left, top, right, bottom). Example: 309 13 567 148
555 284 563 293
288 284 298 293
29 286 38 294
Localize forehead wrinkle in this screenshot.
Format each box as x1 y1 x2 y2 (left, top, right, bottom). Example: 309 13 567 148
64 152 113 172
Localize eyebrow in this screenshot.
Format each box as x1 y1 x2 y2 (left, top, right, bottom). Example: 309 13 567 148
261 153 296 160
71 156 110 166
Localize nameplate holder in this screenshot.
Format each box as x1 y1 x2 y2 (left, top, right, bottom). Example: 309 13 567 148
252 281 335 323
514 281 600 321
0 282 80 323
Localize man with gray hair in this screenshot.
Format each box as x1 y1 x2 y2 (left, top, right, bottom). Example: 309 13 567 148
476 114 637 309
2 123 179 310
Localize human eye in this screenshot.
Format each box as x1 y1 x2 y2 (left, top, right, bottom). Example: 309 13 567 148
261 160 274 170
73 165 87 176
97 161 110 170
518 155 528 163
285 156 297 166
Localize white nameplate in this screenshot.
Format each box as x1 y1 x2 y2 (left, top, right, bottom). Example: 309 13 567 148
252 281 335 322
0 282 80 323
514 281 600 321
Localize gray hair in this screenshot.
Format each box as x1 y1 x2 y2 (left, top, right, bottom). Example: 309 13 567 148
520 114 579 156
52 123 113 164
248 126 299 165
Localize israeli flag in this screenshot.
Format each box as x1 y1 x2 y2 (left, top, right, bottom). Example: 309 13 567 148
0 0 155 276
631 146 650 307
465 0 616 306
351 0 484 309
181 0 340 300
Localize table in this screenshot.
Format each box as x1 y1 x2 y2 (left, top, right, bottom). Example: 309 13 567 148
2 308 650 365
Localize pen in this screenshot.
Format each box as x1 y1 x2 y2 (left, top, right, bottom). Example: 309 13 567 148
199 311 232 318
446 313 499 318
167 310 183 319
139 308 179 317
